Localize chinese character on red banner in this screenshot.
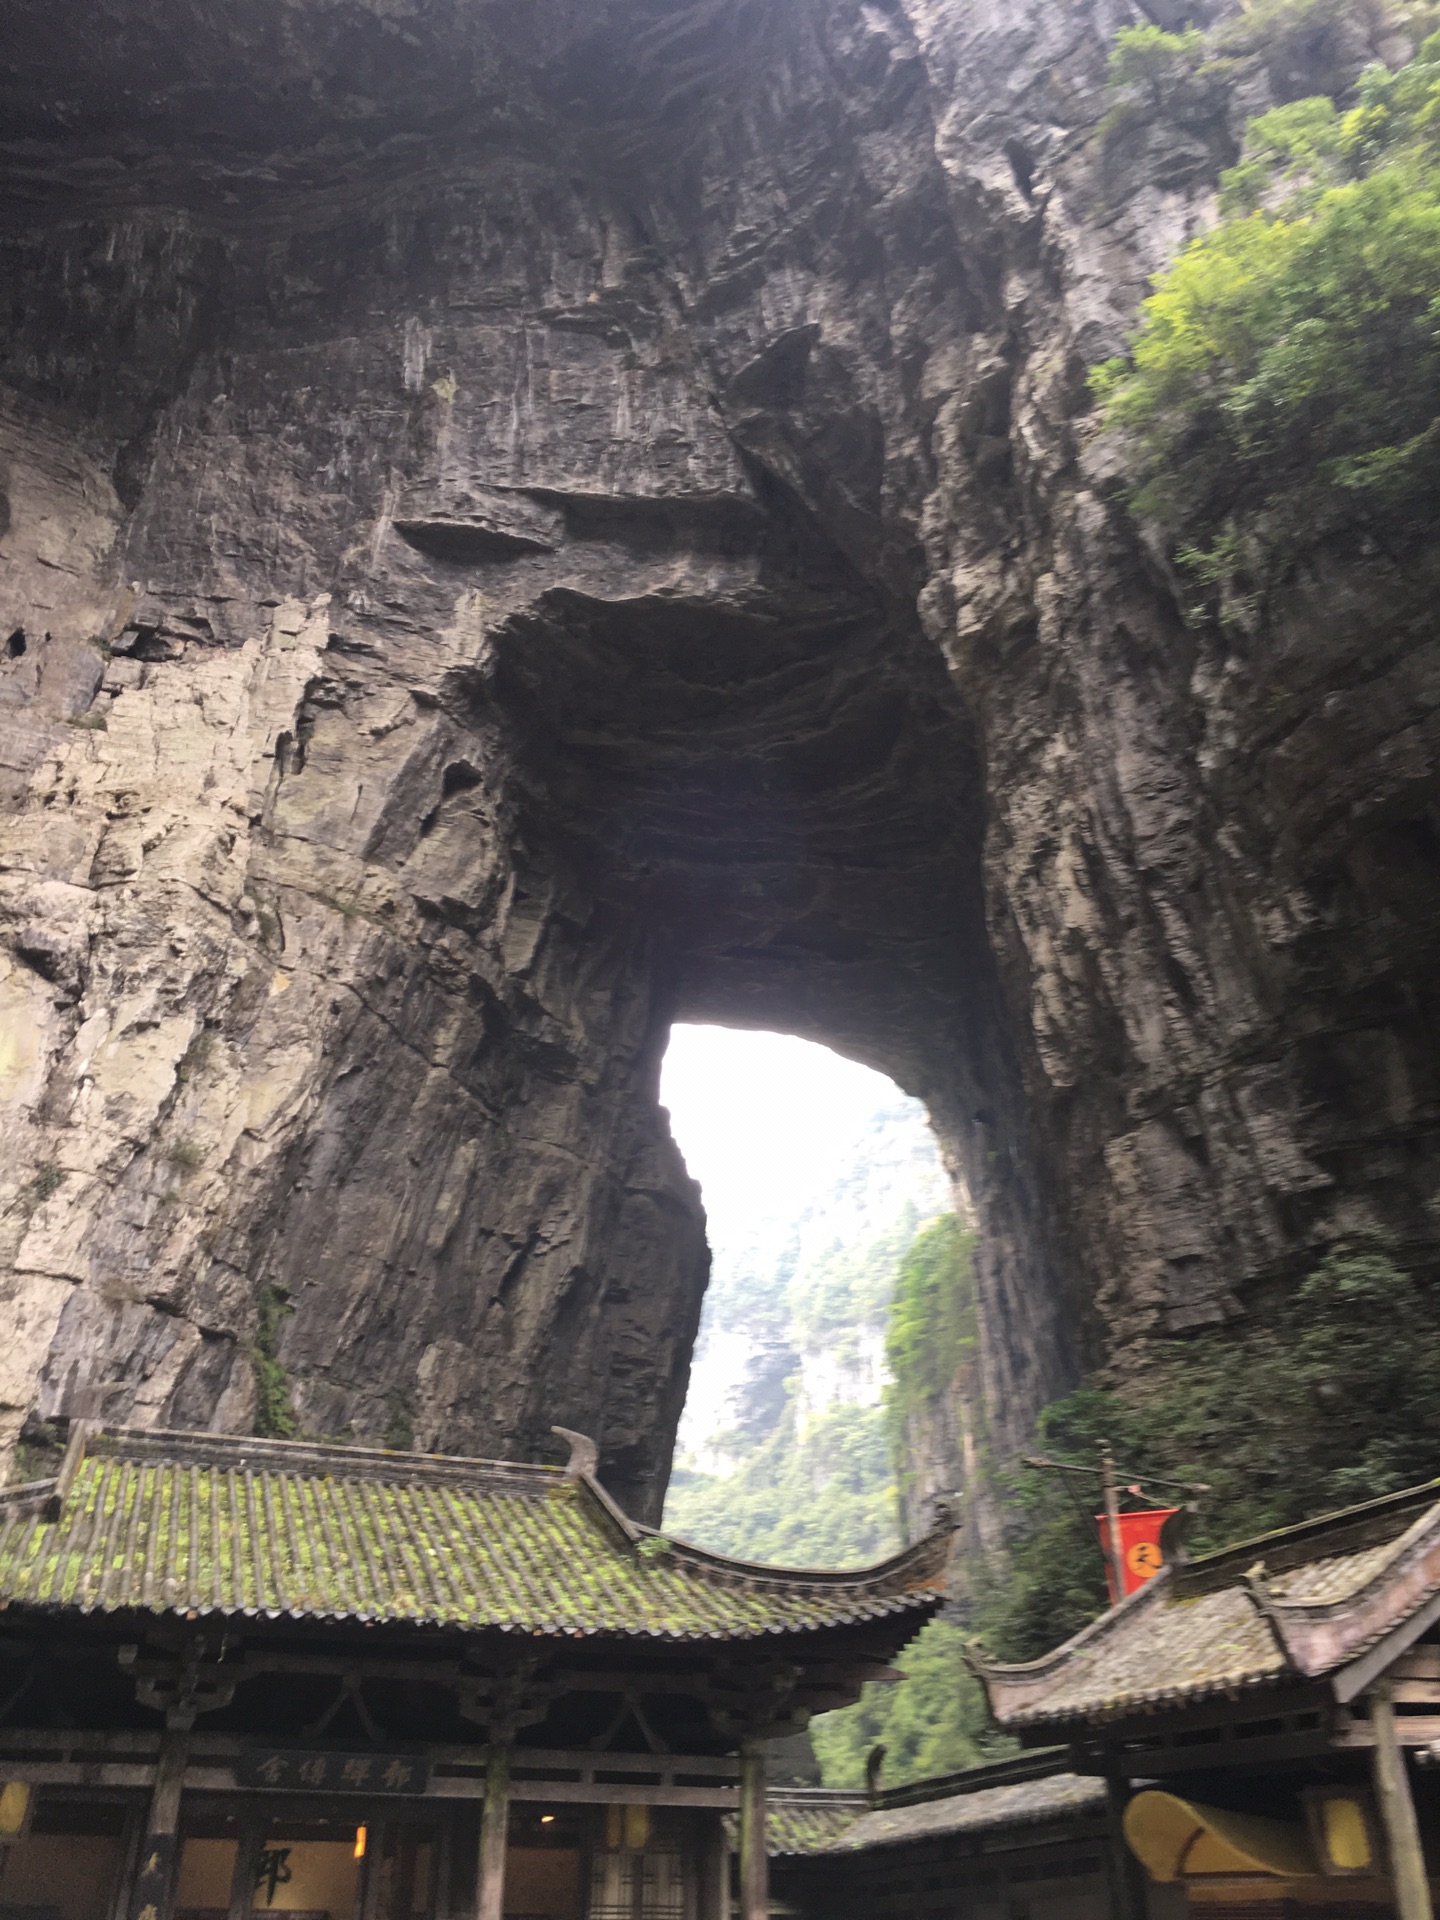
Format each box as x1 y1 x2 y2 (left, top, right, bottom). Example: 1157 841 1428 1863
1096 1508 1179 1602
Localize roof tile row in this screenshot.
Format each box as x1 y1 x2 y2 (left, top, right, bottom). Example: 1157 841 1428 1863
0 1429 949 1643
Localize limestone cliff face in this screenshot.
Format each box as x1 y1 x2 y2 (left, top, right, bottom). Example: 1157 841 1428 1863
1 0 1437 1521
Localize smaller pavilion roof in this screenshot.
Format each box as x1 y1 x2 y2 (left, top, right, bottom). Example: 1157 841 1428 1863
758 1754 1105 1860
822 1770 1106 1853
978 1476 1440 1729
0 1424 951 1643
753 1791 868 1856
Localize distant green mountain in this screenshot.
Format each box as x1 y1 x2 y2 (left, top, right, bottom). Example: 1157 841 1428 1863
662 1099 1005 1787
664 1100 946 1569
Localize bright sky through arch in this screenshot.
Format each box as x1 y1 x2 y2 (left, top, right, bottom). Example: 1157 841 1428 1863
659 1023 904 1216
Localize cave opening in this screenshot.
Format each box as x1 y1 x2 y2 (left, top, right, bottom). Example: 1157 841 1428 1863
432 483 1082 1512
460 491 1078 1510
657 1021 953 1565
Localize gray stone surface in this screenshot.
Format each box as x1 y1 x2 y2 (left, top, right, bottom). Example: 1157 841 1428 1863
1 0 1437 1529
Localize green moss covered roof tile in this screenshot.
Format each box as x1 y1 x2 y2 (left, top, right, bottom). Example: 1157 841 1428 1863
0 1427 949 1642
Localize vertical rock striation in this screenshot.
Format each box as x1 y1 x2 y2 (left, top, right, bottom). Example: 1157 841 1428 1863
0 0 1436 1523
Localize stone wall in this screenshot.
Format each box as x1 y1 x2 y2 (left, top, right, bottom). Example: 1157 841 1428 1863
1 0 1436 1524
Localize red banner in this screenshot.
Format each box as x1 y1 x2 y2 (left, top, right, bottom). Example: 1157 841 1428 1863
1096 1507 1178 1602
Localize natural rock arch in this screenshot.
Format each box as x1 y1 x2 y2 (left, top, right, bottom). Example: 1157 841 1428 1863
1 0 1436 1523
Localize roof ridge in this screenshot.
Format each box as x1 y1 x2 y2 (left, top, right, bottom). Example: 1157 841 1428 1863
1176 1474 1440 1594
872 1746 1070 1809
648 1517 954 1595
90 1424 566 1489
0 1477 55 1517
1269 1494 1440 1619
766 1788 869 1805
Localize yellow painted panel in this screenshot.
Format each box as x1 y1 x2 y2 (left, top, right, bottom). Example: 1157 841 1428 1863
0 1781 31 1836
256 1839 359 1919
1321 1797 1374 1871
0 1833 124 1920
176 1838 238 1909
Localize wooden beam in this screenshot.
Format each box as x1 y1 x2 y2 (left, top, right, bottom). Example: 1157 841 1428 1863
475 1749 509 1920
0 1728 739 1778
506 1782 737 1809
0 1763 155 1789
0 1759 741 1808
1371 1680 1434 1920
1385 1682 1440 1706
1337 1711 1440 1749
738 1740 767 1920
1076 1727 1334 1776
0 1729 162 1755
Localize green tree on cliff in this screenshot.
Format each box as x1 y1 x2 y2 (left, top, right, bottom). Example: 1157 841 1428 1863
1095 21 1440 616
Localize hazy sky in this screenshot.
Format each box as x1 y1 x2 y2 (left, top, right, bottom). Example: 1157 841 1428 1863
659 1023 902 1218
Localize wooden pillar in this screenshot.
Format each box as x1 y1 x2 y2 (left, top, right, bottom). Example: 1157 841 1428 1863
1104 1777 1148 1920
695 1810 727 1920
225 1826 264 1920
1372 1680 1434 1920
357 1820 388 1920
128 1729 190 1920
738 1741 767 1920
476 1747 510 1920
432 1811 454 1920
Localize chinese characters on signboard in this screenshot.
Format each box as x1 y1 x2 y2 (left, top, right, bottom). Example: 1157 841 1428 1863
236 1752 431 1794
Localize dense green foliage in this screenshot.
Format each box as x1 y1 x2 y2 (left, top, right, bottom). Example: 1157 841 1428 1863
885 1213 978 1537
1094 9 1440 612
665 1397 899 1567
666 1184 942 1568
1103 0 1424 127
252 1283 299 1439
788 1206 926 1353
885 1215 977 1433
808 1215 1002 1788
809 1619 1005 1788
980 1252 1440 1659
665 1187 998 1785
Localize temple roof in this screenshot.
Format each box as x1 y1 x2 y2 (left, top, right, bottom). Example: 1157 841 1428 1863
758 1755 1105 1860
0 1425 951 1642
821 1770 1106 1852
752 1791 868 1856
979 1476 1440 1729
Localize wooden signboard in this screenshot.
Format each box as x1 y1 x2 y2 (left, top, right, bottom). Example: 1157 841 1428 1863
236 1752 432 1794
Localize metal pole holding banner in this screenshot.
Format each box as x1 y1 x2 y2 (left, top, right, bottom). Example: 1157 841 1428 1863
1098 1443 1126 1605
1023 1447 1206 1605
